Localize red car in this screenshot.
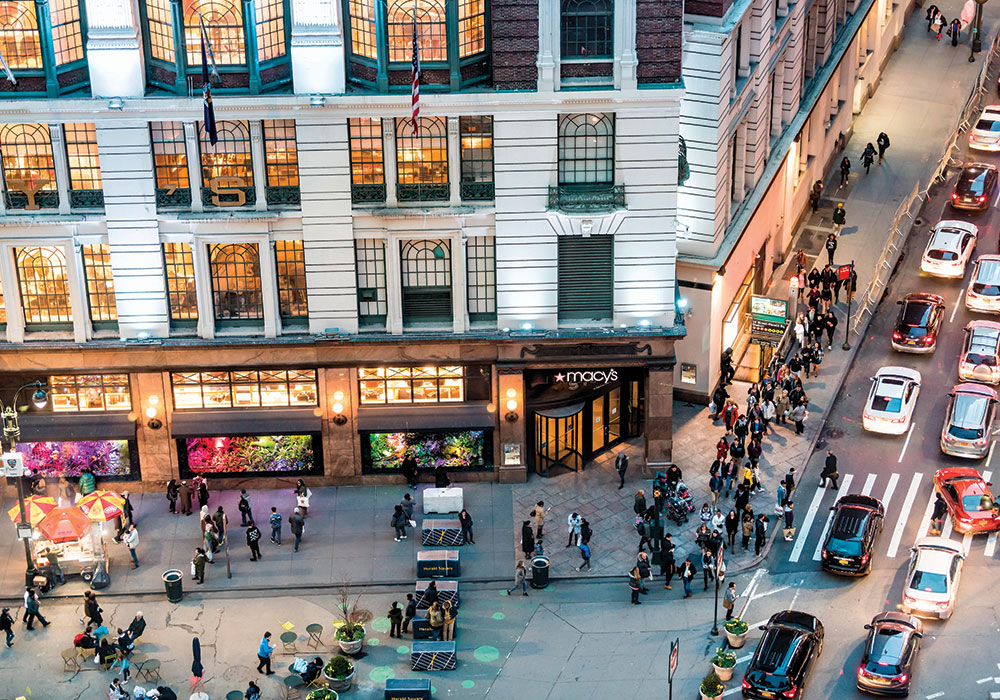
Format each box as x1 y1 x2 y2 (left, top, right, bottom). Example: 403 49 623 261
933 467 1000 534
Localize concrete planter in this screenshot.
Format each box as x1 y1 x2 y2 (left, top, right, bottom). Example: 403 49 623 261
337 637 364 655
323 666 355 692
724 629 748 648
712 663 734 682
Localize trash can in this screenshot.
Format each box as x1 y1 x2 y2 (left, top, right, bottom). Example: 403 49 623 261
162 569 184 603
530 555 549 589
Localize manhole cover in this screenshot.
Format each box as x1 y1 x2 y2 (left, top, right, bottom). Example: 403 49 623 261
351 609 373 625
821 427 844 440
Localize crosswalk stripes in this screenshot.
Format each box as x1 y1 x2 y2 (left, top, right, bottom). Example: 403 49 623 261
860 473 876 497
812 474 855 561
887 473 921 558
789 482 827 563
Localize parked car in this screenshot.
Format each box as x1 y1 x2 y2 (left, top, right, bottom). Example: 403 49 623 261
742 610 824 700
891 293 945 353
969 105 1000 151
920 220 977 278
821 494 884 575
862 367 921 435
933 467 1000 533
950 163 998 211
966 255 1000 313
856 612 923 696
940 384 998 458
958 320 1000 384
901 537 964 620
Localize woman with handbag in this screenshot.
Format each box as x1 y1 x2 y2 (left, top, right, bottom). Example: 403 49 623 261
294 479 311 517
191 547 206 584
723 582 738 620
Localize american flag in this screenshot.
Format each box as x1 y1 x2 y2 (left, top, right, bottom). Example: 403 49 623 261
410 21 420 134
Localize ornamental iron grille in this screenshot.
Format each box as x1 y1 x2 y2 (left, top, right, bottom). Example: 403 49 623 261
561 0 613 58
15 245 72 325
209 242 263 322
400 239 452 324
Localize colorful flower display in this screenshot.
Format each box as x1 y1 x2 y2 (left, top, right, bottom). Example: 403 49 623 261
15 440 134 478
366 430 490 471
180 434 316 475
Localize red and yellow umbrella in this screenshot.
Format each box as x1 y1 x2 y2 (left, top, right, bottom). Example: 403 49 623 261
37 507 93 543
77 490 125 522
7 495 57 525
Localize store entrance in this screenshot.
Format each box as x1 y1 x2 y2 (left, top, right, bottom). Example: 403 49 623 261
535 403 584 475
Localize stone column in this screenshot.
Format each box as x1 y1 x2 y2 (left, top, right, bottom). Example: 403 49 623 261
49 124 71 215
323 367 357 478
497 367 526 483
644 363 674 473
182 122 204 212
258 239 279 338
84 0 145 97
447 117 461 206
249 120 268 212
536 0 556 92
134 371 177 486
290 0 345 94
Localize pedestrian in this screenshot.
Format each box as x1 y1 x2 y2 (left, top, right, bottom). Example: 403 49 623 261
825 231 838 265
615 450 629 489
660 533 675 588
0 606 14 647
755 514 768 556
192 547 206 584
123 523 140 569
289 507 305 552
566 511 582 547
709 473 723 506
427 602 444 641
531 501 550 541
637 512 654 553
680 557 696 598
839 156 851 187
725 509 739 549
108 678 131 700
442 600 457 642
114 490 134 541
507 560 529 595
387 601 403 638
861 143 876 174
847 266 858 304
401 455 419 489
701 548 715 590
820 451 840 488
721 347 736 385
256 631 275 675
402 594 417 634
791 403 807 434
722 457 738 496
930 493 947 534
165 479 179 514
823 311 838 349
723 582 738 621
213 506 228 546
716 436 729 461
23 588 48 630
179 480 192 516
459 508 475 544
747 437 762 468
245 681 262 700
398 491 414 522
246 520 262 561
933 11 944 39
784 467 797 497
238 489 253 527
783 501 795 540
809 179 823 212
776 481 787 511
877 131 890 162
577 540 592 571
294 479 311 517
628 566 642 605
520 521 535 559
741 508 754 551
196 476 210 509
391 504 407 541
433 464 451 488
269 506 282 545
633 489 647 517
760 396 775 431
636 552 652 593
84 590 103 626
926 3 939 30
580 517 592 544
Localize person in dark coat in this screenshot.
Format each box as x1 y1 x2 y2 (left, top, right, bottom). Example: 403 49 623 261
387 602 403 638
127 612 146 641
825 232 838 265
433 465 451 488
633 489 647 517
628 567 642 605
930 493 947 534
196 478 209 509
824 311 839 349
212 506 227 546
192 548 206 584
289 508 305 552
660 533 675 589
238 489 253 526
725 509 739 550
615 451 629 489
839 156 851 187
635 552 652 593
820 451 839 489
246 521 263 561
178 481 192 516
520 521 535 559
459 508 474 544
809 179 823 212
401 455 419 489
877 132 891 162
754 515 768 556
861 143 876 174
166 479 179 514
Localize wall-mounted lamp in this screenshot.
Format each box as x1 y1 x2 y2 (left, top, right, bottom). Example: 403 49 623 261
145 396 162 430
310 94 326 106
332 390 348 425
504 395 519 423
108 97 125 111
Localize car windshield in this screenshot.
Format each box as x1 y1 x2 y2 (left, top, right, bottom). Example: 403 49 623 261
827 536 863 557
872 379 905 412
974 262 1000 294
868 627 907 676
901 303 932 326
928 249 958 260
961 493 995 512
976 119 1000 132
948 393 990 439
960 167 990 195
909 569 947 594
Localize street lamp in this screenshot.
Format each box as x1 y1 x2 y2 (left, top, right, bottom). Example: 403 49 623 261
2 381 49 587
970 0 989 62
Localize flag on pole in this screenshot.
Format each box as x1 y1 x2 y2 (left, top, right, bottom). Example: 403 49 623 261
201 32 218 146
198 14 220 83
410 21 420 134
0 48 15 85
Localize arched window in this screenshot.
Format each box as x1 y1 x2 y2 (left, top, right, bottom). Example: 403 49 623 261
184 0 244 66
210 243 263 321
15 246 72 325
0 1 89 96
561 0 613 59
388 0 446 62
200 119 253 185
0 123 58 209
395 117 448 185
0 2 41 69
400 239 452 324
558 114 615 185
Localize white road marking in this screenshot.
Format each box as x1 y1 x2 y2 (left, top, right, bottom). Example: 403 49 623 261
943 514 954 540
989 441 998 469
813 474 855 561
881 473 900 510
926 693 944 699
899 424 916 463
888 473 922 558
747 619 769 631
979 677 993 684
737 653 753 664
722 687 742 697
738 567 767 620
950 298 961 323
861 473 877 496
749 585 791 599
915 487 938 544
993 183 1000 208
985 530 997 557
790 483 829 563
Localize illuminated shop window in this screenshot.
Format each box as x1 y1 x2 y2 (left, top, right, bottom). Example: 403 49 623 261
170 369 318 409
349 118 384 185
395 117 448 185
388 0 446 61
263 119 298 187
64 123 101 190
0 2 41 69
274 240 307 320
458 0 485 57
81 244 117 325
50 373 131 412
200 119 253 184
209 242 262 321
0 123 57 209
163 242 198 322
150 121 189 189
14 245 71 325
359 365 465 404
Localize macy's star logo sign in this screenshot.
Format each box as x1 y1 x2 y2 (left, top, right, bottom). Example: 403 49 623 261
554 373 566 382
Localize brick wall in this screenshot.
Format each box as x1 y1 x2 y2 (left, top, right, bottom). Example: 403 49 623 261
684 0 734 17
636 0 684 84
492 0 539 90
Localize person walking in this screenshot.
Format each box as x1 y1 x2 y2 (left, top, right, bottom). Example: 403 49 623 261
192 547 206 584
294 479 311 517
679 557 696 598
824 310 839 349
628 566 643 605
238 490 253 527
84 590 103 627
720 348 736 385
724 509 739 551
809 179 823 212
507 560 529 595
166 479 179 514
839 156 851 187
930 493 947 535
709 473 723 506
820 451 840 489
0 607 13 647
791 403 807 435
783 501 795 540
701 548 715 590
459 508 474 544
402 594 417 634
256 632 275 675
723 582 738 621
246 520 263 561
269 507 282 545
926 3 939 30
825 231 839 267
660 533 675 588
636 552 652 593
212 506 228 547
577 540 592 571
401 455 419 489
932 10 944 39
289 507 305 552
531 501 550 541
520 521 535 559
391 505 407 542
123 523 139 569
877 131 891 162
633 489 647 517
23 589 48 630
615 450 629 489
861 143 876 175
566 511 582 547
387 601 403 638
178 481 192 516
741 508 754 551
755 514 768 556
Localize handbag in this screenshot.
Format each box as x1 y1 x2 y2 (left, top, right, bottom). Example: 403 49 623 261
190 561 197 577
296 496 309 508
722 599 734 610
408 519 417 528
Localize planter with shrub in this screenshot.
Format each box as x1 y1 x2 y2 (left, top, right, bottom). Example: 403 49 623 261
323 655 356 692
711 649 737 682
724 617 749 648
700 670 724 699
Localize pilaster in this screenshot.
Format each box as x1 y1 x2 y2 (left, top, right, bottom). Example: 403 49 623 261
182 122 204 212
48 124 71 215
84 0 145 97
249 120 268 212
290 0 345 94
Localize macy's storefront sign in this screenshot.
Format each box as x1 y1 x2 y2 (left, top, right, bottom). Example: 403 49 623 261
554 369 619 385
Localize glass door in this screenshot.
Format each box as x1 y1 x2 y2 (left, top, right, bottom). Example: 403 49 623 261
591 396 606 453
607 386 621 444
535 407 584 475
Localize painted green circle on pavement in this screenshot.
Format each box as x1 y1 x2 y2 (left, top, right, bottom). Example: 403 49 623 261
369 666 394 684
474 645 500 662
368 637 380 646
492 612 505 620
395 645 409 654
371 617 391 633
462 680 475 689
431 686 437 695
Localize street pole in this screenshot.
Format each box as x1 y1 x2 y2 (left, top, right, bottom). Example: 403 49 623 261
970 0 986 61
842 260 855 351
711 573 720 635
224 511 232 579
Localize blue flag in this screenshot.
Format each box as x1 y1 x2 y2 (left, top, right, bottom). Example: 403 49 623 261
201 35 217 146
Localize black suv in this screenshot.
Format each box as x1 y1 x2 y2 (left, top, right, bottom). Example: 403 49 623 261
951 163 998 210
821 494 884 575
742 611 824 700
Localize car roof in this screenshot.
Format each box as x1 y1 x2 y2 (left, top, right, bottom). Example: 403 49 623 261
876 366 921 383
975 258 1000 284
927 229 966 252
768 610 822 631
835 494 883 511
914 546 957 573
966 323 1000 353
953 382 998 399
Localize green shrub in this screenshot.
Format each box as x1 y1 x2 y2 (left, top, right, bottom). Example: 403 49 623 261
724 617 748 635
323 655 354 679
700 670 724 697
335 623 366 642
711 649 737 668
306 688 338 700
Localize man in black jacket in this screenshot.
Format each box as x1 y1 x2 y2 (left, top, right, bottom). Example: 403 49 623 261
820 452 839 489
615 451 629 489
660 534 675 589
246 520 263 561
636 552 652 594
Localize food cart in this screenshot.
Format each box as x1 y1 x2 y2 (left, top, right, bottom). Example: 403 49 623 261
33 507 106 583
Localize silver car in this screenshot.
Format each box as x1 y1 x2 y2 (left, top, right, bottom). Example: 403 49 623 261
940 383 999 458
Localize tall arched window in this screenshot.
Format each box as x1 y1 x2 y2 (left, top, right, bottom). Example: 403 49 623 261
0 123 58 209
558 114 615 185
15 246 72 325
395 117 448 201
561 0 614 58
400 239 452 324
388 0 446 61
184 0 244 66
210 243 263 321
0 2 41 69
200 119 253 184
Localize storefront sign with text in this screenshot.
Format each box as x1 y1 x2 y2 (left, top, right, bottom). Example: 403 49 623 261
553 369 619 386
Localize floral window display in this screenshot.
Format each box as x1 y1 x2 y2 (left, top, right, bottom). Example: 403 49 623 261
16 439 137 478
178 434 319 476
363 430 492 472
